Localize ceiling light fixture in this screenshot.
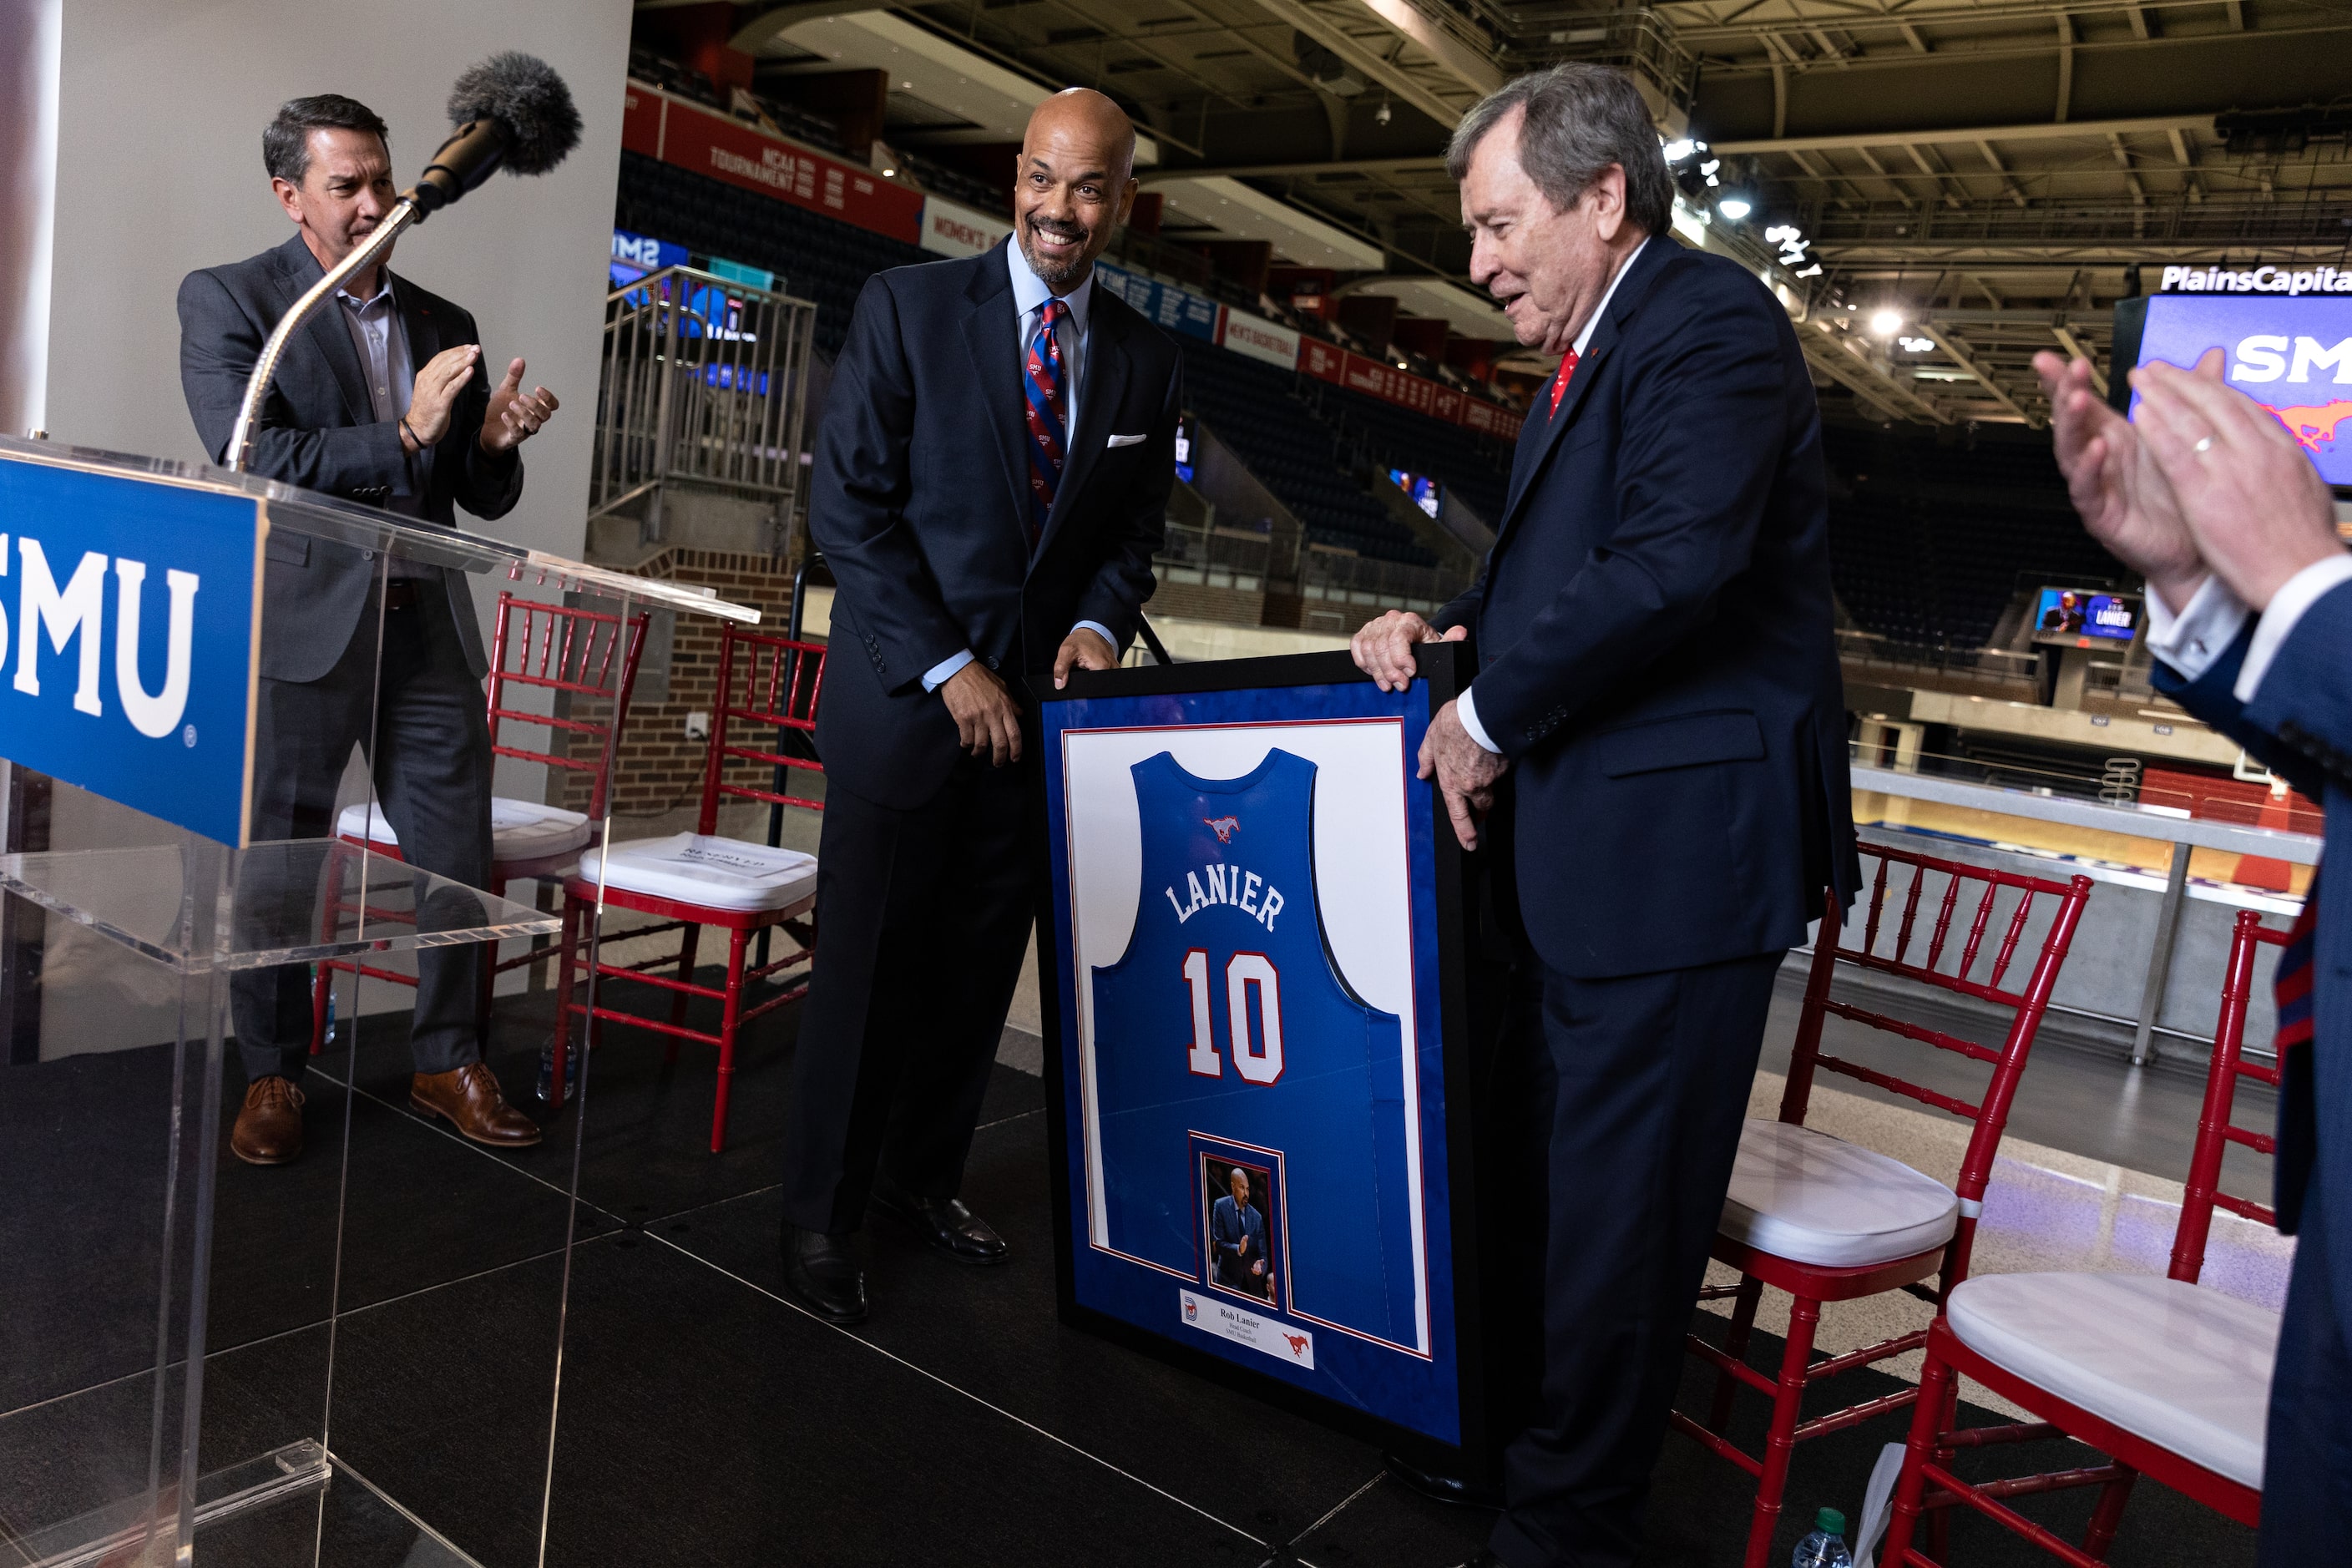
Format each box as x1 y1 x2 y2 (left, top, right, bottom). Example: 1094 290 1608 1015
1717 195 1752 220
1869 309 1904 336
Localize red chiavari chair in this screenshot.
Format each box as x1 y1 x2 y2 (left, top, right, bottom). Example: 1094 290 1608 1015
1879 908 2288 1565
310 591 648 1052
553 626 825 1151
1671 846 2095 1568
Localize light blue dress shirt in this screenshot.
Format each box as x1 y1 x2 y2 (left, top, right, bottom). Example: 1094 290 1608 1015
336 271 428 577
921 237 1116 693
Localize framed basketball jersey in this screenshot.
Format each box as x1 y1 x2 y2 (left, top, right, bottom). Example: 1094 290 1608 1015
1039 645 1492 1472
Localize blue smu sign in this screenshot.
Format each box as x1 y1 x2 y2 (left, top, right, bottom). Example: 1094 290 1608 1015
0 456 262 846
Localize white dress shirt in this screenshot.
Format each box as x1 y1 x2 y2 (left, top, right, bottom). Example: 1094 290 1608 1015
921 237 1115 693
2144 553 2352 700
1455 238 1651 753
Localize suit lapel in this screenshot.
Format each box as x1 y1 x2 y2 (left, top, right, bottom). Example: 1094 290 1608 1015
274 235 369 426
959 256 1033 549
392 271 442 488
1036 286 1130 563
1490 239 1674 548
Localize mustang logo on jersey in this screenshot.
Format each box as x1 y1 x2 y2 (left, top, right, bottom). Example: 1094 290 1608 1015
1203 815 1240 842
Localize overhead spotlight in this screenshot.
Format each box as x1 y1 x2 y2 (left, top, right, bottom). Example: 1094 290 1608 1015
1375 95 1392 126
1717 195 1752 220
1869 308 1904 336
1898 336 1936 353
1662 138 1695 163
1698 159 1721 177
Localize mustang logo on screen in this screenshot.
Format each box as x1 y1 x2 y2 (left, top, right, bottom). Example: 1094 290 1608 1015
2259 398 2352 459
1283 1333 1310 1358
1203 815 1240 843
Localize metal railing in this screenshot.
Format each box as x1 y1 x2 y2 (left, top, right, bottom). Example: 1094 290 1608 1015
1156 519 1275 593
1297 548 1462 615
590 265 817 540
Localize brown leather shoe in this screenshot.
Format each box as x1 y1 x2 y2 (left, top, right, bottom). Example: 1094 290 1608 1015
409 1062 543 1147
230 1075 306 1165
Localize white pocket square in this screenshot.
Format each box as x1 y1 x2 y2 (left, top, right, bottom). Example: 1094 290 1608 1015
1106 432 1148 448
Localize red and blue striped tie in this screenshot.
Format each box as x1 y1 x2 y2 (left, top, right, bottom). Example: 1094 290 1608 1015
1023 298 1069 547
2276 872 2319 1055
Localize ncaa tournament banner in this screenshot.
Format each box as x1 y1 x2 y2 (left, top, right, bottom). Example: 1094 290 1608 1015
1036 645 1493 1468
2115 292 2352 488
0 448 262 847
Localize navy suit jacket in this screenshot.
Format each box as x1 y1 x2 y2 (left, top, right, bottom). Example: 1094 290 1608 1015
1437 238 1858 979
2154 581 2352 1330
1211 1194 1266 1269
177 233 519 682
808 248 1181 808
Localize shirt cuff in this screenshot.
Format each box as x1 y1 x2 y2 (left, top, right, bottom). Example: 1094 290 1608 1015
2143 574 2248 684
1455 685 1501 754
1072 620 1115 651
2235 552 2352 703
922 649 976 694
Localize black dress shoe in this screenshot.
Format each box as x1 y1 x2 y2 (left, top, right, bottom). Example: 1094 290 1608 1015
870 1181 1009 1265
1385 1450 1505 1509
781 1224 867 1324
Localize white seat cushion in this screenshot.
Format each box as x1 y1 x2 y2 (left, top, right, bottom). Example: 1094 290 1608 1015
337 797 592 862
1947 1272 2280 1490
578 833 817 913
1719 1119 1960 1268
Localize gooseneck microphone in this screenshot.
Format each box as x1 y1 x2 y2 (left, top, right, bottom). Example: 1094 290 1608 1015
226 53 581 473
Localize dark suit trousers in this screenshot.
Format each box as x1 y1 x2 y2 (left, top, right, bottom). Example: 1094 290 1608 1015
777 752 1037 1234
232 586 493 1082
1485 937 1781 1568
2258 1193 2352 1559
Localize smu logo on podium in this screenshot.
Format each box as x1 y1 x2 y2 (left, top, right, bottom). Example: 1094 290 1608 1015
0 456 261 846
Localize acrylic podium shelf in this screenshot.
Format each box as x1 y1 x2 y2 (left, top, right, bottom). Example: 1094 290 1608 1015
0 434 757 1567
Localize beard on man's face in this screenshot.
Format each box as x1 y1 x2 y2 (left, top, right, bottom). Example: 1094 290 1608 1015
1019 210 1095 286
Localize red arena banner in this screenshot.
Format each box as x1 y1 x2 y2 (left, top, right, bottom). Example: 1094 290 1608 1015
1300 339 1348 385
623 82 925 245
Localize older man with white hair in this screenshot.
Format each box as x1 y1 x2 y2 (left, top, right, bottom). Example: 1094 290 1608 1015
1353 65 1854 1567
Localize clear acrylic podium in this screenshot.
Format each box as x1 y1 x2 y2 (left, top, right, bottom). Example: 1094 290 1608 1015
0 434 757 1565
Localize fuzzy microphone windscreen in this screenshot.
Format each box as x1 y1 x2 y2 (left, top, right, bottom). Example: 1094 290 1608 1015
446 52 581 176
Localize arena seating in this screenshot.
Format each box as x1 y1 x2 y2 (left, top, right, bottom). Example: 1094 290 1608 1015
616 153 930 360
1309 382 1512 525
1822 422 2123 651
1174 339 1437 568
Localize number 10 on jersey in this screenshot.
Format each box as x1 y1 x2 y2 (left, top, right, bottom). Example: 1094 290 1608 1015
1183 949 1285 1083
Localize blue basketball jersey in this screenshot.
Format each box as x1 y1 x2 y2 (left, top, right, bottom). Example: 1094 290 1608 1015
1089 747 1419 1351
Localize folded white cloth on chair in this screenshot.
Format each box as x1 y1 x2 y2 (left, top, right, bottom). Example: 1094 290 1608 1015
337 797 592 862
577 833 817 913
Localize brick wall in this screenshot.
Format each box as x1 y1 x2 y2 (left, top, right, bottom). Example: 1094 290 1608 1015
542 548 813 826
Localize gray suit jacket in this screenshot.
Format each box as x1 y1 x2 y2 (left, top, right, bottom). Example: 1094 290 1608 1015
177 232 522 682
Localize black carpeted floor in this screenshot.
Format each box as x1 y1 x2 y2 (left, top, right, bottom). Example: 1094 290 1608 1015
3 974 2263 1568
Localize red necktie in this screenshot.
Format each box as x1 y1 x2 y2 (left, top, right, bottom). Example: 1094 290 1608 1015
2276 872 2319 1054
1548 347 1581 417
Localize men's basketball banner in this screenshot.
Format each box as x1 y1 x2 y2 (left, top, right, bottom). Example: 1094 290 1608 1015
1039 647 1490 1467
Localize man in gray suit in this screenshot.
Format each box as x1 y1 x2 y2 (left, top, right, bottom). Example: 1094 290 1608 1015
178 94 558 1162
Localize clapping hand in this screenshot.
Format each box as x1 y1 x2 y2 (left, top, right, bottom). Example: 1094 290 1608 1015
480 357 559 453
2031 351 2206 613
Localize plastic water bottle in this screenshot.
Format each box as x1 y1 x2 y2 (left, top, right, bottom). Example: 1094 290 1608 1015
1793 1508 1853 1568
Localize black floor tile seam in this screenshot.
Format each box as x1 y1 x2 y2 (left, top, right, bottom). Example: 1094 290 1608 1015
0 1232 589 1436
640 1227 1277 1553
971 1103 1044 1134
1278 1471 1391 1565
318 1063 635 1237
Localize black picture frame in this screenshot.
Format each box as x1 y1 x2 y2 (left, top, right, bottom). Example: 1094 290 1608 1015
1031 640 1499 1479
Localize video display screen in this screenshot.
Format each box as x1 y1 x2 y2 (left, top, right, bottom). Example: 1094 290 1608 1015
2033 587 2137 643
1388 469 1440 518
2116 293 2352 489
